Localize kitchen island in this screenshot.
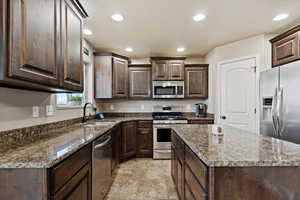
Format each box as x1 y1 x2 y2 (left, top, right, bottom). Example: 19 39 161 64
170 124 300 200
0 118 300 200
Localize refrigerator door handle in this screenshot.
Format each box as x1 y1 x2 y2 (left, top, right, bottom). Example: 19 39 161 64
271 88 279 137
278 87 284 137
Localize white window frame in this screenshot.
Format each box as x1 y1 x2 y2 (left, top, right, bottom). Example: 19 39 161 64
56 63 93 109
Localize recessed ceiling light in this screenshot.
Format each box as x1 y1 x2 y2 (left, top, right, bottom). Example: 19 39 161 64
125 47 133 52
177 47 185 52
273 13 289 21
193 13 206 22
111 13 124 22
83 29 92 35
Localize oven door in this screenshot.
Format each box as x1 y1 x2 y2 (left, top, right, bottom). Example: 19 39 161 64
153 127 172 149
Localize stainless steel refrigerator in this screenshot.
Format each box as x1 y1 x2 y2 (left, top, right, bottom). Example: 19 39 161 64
260 60 300 144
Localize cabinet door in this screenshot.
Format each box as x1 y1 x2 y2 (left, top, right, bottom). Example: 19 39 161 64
113 58 128 98
61 0 83 91
52 164 91 200
121 122 137 160
8 0 59 87
177 157 184 200
112 125 121 172
152 61 169 80
272 32 299 67
171 147 176 182
136 121 153 156
169 61 184 80
185 67 208 99
129 67 152 98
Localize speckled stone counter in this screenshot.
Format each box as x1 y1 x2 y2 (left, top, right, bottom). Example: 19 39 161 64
0 117 155 168
170 124 300 167
4 115 300 169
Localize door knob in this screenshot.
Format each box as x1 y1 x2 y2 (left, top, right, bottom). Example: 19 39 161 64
221 116 226 120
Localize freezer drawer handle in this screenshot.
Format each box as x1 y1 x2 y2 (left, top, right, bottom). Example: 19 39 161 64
94 136 111 149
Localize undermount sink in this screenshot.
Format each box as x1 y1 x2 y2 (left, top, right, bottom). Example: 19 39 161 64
84 121 115 127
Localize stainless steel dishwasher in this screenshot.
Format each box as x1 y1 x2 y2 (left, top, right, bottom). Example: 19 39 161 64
92 131 113 200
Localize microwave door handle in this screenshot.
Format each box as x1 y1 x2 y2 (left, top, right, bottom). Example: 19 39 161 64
271 88 279 137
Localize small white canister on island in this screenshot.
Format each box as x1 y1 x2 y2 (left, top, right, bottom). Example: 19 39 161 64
212 124 224 136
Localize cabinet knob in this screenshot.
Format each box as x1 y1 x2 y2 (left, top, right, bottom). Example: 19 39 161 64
221 116 226 120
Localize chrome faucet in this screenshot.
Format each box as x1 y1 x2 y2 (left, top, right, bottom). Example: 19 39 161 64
82 102 97 123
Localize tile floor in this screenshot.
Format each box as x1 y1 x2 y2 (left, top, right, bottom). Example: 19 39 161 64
105 158 179 200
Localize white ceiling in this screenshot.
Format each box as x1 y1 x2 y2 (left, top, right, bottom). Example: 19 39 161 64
81 0 300 58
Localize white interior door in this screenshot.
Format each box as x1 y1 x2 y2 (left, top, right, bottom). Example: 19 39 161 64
220 57 256 132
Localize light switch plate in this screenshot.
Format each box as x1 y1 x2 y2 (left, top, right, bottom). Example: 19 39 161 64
46 105 54 116
32 106 39 118
141 104 145 111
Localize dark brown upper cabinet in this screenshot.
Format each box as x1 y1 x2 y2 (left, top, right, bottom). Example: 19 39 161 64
0 0 87 92
270 25 300 67
152 60 169 80
168 61 184 80
151 57 186 81
129 65 152 98
185 65 208 99
6 0 60 87
94 53 129 99
60 0 84 92
113 57 129 98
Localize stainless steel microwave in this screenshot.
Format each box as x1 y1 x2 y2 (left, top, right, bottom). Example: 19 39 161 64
152 81 184 98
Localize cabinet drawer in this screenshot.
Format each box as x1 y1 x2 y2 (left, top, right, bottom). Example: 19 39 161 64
52 163 91 200
185 146 208 190
185 165 207 200
188 119 214 124
50 144 91 194
272 32 299 67
137 120 153 129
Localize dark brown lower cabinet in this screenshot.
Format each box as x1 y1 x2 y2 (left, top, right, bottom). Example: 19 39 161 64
136 121 153 157
187 119 214 125
121 121 137 160
172 133 185 200
185 165 207 200
112 124 121 172
52 163 91 200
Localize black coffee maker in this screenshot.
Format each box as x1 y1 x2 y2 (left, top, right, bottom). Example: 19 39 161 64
195 103 207 117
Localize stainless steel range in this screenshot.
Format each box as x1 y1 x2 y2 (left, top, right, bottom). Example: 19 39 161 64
152 106 187 159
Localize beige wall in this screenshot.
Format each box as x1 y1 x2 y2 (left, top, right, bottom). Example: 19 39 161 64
0 40 95 132
130 56 205 65
204 34 277 125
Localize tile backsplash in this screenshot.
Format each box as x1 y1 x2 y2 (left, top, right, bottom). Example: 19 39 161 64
96 99 208 113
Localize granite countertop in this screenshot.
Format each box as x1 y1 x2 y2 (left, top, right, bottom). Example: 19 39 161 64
0 117 153 168
3 115 300 169
0 115 213 169
171 124 300 167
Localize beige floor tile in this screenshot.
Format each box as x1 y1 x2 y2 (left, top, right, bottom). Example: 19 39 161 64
105 158 179 200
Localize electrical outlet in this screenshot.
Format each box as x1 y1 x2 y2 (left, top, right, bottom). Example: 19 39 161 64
187 104 191 110
141 104 145 111
110 104 115 110
32 106 39 118
46 105 54 116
